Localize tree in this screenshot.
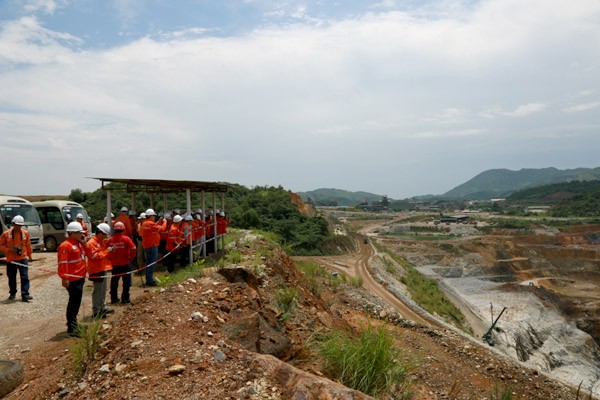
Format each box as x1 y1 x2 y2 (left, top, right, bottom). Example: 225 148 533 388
69 188 86 203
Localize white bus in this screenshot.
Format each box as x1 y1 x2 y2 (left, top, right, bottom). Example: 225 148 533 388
32 200 92 252
0 195 44 253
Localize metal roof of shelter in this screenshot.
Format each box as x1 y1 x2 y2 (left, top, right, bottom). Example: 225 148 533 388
88 177 230 193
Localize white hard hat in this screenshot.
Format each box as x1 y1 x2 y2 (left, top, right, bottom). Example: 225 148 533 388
219 212 225 217
120 206 128 212
173 215 183 223
139 212 147 219
196 214 203 220
97 223 111 235
145 208 156 216
195 208 202 213
128 210 135 216
11 215 25 225
216 209 220 213
66 222 84 233
164 212 172 220
184 215 193 221
76 213 84 219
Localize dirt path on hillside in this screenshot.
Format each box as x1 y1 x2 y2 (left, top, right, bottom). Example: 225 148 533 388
295 235 431 326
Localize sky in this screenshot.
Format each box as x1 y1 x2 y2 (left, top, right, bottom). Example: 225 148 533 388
1 0 599 199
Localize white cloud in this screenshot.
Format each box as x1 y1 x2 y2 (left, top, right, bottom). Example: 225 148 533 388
0 0 600 197
369 0 396 9
502 103 547 117
563 102 600 113
23 0 67 15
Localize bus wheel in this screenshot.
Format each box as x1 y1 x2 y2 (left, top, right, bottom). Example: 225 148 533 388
44 236 58 252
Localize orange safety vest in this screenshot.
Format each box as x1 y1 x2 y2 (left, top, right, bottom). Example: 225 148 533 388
141 219 166 249
0 228 32 262
114 214 133 237
57 237 87 281
166 224 184 251
86 235 112 275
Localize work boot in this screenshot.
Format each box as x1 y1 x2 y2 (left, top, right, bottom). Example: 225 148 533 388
22 294 33 302
8 294 16 300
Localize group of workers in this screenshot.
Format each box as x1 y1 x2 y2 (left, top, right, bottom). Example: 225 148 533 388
1 206 229 338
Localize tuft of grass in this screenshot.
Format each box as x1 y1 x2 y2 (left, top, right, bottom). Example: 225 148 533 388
489 384 514 400
275 287 299 320
160 259 206 286
225 249 243 264
315 323 412 397
69 321 101 376
296 260 327 295
350 276 364 287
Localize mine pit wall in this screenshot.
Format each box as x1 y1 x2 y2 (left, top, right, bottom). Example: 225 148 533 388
398 232 600 397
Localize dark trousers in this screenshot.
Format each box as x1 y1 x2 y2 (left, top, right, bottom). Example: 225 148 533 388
166 249 178 273
110 264 132 302
66 278 85 333
7 259 30 297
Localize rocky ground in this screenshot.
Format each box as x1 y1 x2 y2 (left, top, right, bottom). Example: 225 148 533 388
0 229 594 399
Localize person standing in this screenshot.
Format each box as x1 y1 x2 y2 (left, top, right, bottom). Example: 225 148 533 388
86 223 114 318
165 215 184 273
0 215 33 302
107 221 136 304
114 207 133 237
76 213 90 240
57 222 87 336
140 209 167 286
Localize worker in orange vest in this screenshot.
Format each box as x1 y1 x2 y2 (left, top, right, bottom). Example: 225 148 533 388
86 223 114 319
165 215 184 273
140 209 167 286
108 221 137 304
57 222 88 337
114 206 133 237
76 213 90 240
0 215 33 302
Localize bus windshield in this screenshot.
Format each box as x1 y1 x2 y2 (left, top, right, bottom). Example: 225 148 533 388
0 204 42 227
62 206 90 224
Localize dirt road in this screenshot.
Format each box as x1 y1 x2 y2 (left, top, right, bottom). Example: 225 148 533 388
0 252 148 360
296 234 432 326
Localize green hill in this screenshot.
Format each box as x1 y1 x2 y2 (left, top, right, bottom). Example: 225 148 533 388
297 188 385 206
442 167 600 200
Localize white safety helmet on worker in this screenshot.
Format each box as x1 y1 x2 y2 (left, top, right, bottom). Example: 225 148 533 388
145 208 156 216
173 215 183 223
97 223 111 235
11 215 25 225
66 222 84 233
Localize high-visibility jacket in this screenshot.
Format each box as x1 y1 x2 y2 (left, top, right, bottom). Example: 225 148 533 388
0 228 32 262
107 233 136 266
114 214 133 237
141 219 167 249
86 235 112 275
57 237 87 281
191 220 202 242
129 216 138 237
216 216 229 235
166 224 184 252
160 220 172 241
79 221 90 239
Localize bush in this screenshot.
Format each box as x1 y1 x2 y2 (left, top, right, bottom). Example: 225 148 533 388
275 287 299 320
69 321 101 376
316 323 412 397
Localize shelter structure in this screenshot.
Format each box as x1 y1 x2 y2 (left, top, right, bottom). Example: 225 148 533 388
89 177 230 264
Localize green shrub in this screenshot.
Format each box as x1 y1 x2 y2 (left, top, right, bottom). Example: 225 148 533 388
316 323 412 397
160 259 206 286
275 287 299 320
490 384 514 400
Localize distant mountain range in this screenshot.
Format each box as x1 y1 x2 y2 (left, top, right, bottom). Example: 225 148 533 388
298 167 600 205
441 167 600 200
297 188 385 206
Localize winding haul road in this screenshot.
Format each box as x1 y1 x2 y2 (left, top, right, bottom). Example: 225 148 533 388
295 233 431 326
295 232 490 337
